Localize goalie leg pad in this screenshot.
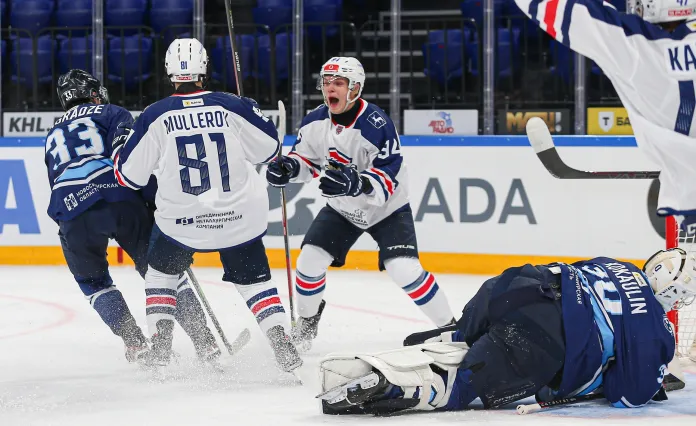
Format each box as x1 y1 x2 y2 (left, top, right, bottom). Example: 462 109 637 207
319 342 468 411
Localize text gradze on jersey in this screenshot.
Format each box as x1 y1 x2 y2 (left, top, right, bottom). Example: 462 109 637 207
164 111 229 134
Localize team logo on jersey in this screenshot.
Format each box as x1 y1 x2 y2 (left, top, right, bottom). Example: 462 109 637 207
663 315 675 336
328 147 352 164
183 99 204 107
598 111 614 132
336 125 344 135
367 111 387 129
63 193 78 211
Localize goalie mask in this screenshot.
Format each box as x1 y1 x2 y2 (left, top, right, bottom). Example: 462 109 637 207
643 248 696 310
628 0 696 24
316 57 366 113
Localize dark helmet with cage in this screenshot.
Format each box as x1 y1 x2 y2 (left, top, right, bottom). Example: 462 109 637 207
56 69 110 111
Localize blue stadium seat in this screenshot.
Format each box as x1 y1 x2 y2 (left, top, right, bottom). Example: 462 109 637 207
258 0 292 6
56 0 93 37
252 7 293 33
305 5 342 41
108 35 153 88
422 41 464 86
210 35 254 91
549 39 573 84
10 36 55 87
1 1 6 26
1 39 6 75
428 30 465 45
9 0 54 35
105 0 148 36
150 0 194 36
59 36 104 75
256 33 294 84
496 27 520 78
305 0 342 6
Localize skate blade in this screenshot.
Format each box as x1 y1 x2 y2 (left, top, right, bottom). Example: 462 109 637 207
315 372 380 403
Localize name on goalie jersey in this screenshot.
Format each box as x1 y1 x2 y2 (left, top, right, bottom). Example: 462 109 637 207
164 111 230 134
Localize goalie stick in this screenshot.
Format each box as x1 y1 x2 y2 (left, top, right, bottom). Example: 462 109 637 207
526 117 660 180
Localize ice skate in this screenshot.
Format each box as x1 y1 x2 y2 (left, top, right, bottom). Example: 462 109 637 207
121 319 149 364
267 325 303 373
291 299 326 352
143 320 175 368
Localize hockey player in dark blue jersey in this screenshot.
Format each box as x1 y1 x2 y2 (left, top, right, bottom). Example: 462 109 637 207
316 249 695 414
46 69 220 364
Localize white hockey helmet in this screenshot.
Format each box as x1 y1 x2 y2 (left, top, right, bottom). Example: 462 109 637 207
643 248 696 311
316 57 366 110
628 0 696 24
165 38 208 83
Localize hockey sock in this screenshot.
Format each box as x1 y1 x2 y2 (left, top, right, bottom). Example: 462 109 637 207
295 244 333 317
78 275 137 337
144 266 179 338
174 273 210 342
385 257 455 327
235 280 286 334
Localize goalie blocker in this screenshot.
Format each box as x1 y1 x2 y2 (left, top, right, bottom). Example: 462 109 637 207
318 251 695 415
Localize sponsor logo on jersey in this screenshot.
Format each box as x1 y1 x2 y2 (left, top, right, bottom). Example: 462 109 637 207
335 125 344 134
64 193 78 211
176 217 194 225
367 111 387 129
428 111 455 134
182 99 204 107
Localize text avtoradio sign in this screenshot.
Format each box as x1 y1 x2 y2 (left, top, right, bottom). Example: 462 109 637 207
498 109 571 135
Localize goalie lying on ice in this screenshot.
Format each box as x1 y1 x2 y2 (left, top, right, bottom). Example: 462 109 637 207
318 250 696 415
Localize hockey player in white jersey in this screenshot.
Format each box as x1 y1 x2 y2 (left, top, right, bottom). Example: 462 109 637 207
266 57 455 350
113 38 301 372
514 0 696 361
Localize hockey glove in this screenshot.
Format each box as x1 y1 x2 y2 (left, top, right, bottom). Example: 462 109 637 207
111 121 133 159
266 155 300 188
319 159 367 198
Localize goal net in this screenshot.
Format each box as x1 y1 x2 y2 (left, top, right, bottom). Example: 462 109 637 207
665 216 696 360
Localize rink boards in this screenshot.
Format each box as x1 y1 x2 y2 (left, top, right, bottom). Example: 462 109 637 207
0 135 665 274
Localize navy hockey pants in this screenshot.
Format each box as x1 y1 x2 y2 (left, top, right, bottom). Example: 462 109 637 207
452 264 566 409
59 199 152 288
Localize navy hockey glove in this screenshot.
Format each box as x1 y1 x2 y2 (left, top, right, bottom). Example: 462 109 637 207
266 155 300 188
111 121 132 159
319 159 369 198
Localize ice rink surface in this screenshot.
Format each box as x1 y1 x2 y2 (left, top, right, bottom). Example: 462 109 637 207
0 266 694 426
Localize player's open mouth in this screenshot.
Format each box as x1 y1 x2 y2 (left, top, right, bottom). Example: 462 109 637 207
329 97 340 107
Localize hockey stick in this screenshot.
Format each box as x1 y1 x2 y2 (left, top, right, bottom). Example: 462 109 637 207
223 0 244 96
186 268 251 356
526 117 660 179
516 393 604 415
276 101 296 326
516 375 685 415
